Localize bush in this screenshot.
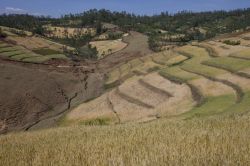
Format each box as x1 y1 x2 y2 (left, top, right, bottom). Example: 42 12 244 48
77 44 98 59
223 40 241 45
0 28 7 38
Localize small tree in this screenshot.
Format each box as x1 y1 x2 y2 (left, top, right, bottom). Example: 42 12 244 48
108 48 112 54
0 28 7 38
96 21 103 35
33 25 46 36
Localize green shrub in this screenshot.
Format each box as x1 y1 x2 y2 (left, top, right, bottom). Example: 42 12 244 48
223 40 241 46
80 118 110 126
77 44 98 59
0 28 7 38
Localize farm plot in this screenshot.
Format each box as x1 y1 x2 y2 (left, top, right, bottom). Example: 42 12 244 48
105 68 121 88
141 73 195 116
65 94 119 125
0 26 32 36
0 51 24 57
104 55 161 88
177 45 250 116
69 73 195 124
160 66 237 118
22 54 67 63
229 48 250 60
166 54 188 66
0 41 68 63
118 76 170 108
44 25 96 38
151 51 172 65
204 40 247 56
90 39 127 58
6 35 75 52
204 56 250 73
159 46 240 117
109 88 157 123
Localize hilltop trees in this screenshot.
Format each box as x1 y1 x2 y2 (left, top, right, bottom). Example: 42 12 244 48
1 8 250 51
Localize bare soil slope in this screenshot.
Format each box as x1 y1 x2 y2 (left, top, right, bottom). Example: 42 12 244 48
0 60 103 134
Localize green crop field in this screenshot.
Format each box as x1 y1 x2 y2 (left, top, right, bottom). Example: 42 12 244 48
230 49 250 60
22 56 52 63
204 57 250 72
0 42 68 63
183 95 236 118
32 48 62 55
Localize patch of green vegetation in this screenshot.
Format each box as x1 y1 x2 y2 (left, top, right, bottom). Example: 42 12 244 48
0 27 7 38
182 63 225 77
0 43 10 48
0 47 18 53
152 53 171 65
106 31 123 40
159 66 198 82
230 49 250 60
77 44 98 59
0 50 23 57
147 66 161 73
129 59 143 68
105 69 120 86
225 91 250 114
223 40 241 46
177 46 226 76
79 118 111 126
167 55 189 67
46 54 67 59
183 95 236 118
204 57 250 72
11 53 39 61
120 63 131 77
32 48 61 55
22 56 51 63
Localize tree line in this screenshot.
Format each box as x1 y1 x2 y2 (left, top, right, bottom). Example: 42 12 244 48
1 8 250 51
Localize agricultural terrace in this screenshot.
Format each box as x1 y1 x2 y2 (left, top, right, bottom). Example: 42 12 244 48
90 39 127 58
44 25 96 38
69 41 250 125
0 41 68 63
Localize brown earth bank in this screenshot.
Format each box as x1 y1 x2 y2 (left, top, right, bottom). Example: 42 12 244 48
0 31 151 134
0 58 103 134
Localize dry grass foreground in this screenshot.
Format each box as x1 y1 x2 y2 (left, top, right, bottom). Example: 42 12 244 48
1 113 250 165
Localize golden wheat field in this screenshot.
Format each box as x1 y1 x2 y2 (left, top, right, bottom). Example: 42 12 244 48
0 113 250 166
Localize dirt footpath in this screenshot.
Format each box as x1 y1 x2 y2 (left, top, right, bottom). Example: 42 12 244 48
97 31 153 71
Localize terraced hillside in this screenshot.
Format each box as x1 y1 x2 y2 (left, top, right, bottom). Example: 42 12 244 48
0 40 68 63
65 32 250 125
2 31 250 166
